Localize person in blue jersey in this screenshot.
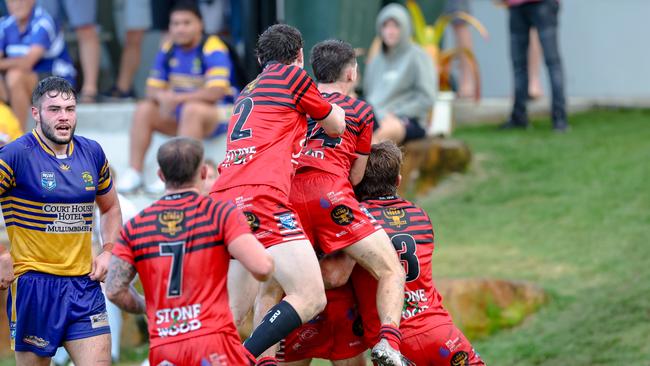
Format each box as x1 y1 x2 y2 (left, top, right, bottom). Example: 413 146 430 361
118 2 235 194
0 0 76 129
0 76 122 366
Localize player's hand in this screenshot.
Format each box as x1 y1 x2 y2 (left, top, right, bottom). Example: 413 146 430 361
90 250 111 282
0 252 15 290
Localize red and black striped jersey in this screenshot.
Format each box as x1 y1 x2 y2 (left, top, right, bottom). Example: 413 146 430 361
215 61 333 197
351 195 452 341
296 92 374 178
112 191 250 348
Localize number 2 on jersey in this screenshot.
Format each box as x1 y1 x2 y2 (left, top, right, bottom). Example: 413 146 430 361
230 97 254 142
391 233 420 282
159 241 185 297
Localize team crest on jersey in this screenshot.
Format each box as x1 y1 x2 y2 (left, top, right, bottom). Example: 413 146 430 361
81 171 95 191
450 351 469 366
23 335 49 348
331 205 354 226
383 207 407 228
192 57 202 74
277 213 297 230
244 211 260 232
159 210 184 236
59 163 71 171
41 172 56 191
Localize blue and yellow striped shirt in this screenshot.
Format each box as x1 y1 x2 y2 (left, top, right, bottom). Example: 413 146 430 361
0 130 112 276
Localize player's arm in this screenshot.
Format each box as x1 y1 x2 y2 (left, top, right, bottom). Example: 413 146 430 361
316 103 346 137
319 251 357 289
0 45 45 71
0 244 14 290
92 187 122 281
349 154 369 186
105 255 145 314
227 233 274 282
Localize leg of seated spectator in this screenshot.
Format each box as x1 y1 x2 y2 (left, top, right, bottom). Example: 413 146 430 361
5 68 37 130
373 114 406 145
116 29 146 94
64 333 111 366
129 100 176 172
15 351 50 366
0 75 9 103
177 101 221 139
75 25 101 101
342 230 404 329
228 258 260 337
332 354 367 366
453 22 476 99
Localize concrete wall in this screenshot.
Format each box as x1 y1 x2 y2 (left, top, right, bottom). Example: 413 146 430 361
448 0 650 98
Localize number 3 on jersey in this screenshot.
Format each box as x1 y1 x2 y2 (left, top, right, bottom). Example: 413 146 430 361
391 233 420 282
230 97 254 142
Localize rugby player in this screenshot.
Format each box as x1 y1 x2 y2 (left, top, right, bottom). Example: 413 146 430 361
0 76 122 366
210 24 346 361
106 137 274 365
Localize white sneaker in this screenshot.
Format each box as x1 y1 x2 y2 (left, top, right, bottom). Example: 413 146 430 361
144 177 165 195
116 168 143 193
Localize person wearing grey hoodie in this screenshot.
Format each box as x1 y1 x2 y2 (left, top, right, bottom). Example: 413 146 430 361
364 3 437 144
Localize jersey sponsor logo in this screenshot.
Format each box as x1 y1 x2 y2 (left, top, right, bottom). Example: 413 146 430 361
41 171 56 191
303 147 325 159
155 304 202 338
402 288 429 319
451 351 469 366
244 211 260 232
277 213 297 230
383 207 407 228
81 171 95 191
331 205 354 226
22 335 49 348
158 210 184 236
222 146 257 167
360 206 375 221
43 203 93 233
90 312 109 328
446 336 462 352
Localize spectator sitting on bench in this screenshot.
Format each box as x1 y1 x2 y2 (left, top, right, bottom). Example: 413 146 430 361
0 0 76 129
364 3 437 145
118 2 235 194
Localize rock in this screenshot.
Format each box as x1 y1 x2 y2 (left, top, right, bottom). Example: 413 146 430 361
436 278 548 339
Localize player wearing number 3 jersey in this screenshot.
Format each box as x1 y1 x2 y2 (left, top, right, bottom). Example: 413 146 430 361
210 24 346 362
352 141 485 366
107 138 274 366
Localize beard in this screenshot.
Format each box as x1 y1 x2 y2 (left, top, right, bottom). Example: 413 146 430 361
39 111 76 145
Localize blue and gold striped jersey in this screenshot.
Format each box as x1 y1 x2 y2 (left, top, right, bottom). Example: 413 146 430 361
0 130 112 276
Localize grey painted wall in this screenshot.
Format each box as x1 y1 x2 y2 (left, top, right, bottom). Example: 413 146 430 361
448 0 650 98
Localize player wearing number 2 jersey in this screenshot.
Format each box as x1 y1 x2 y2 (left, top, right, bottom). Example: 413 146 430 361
352 141 485 366
107 138 274 366
210 24 346 363
287 40 408 366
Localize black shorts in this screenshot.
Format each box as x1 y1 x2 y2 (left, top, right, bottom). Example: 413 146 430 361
400 116 426 143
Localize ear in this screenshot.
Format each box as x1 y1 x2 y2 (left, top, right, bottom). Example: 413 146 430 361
157 169 166 183
396 174 402 188
348 63 358 83
257 57 262 66
200 164 207 180
31 106 39 124
296 48 304 68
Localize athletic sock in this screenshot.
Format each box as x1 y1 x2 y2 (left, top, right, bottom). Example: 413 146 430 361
379 324 402 350
255 356 278 366
244 300 303 357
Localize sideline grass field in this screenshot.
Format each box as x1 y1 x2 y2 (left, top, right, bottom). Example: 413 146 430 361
1 109 648 365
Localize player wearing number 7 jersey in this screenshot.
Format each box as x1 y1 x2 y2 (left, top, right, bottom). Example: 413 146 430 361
106 138 274 366
351 141 485 366
210 24 346 363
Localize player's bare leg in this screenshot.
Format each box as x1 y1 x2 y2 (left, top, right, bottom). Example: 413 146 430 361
244 240 326 358
14 352 50 366
332 354 367 366
64 333 111 366
342 229 406 366
279 359 311 366
253 277 284 357
228 258 261 337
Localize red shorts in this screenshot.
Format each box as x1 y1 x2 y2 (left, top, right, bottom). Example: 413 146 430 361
149 332 255 366
277 285 366 362
211 185 306 248
290 170 381 254
401 324 485 366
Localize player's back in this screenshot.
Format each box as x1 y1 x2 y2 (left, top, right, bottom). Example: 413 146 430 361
351 195 451 341
297 92 374 178
216 62 332 196
119 192 239 348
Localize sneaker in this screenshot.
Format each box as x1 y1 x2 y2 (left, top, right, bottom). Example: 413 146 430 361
498 120 529 130
371 339 405 366
116 168 143 193
101 86 136 102
144 177 165 195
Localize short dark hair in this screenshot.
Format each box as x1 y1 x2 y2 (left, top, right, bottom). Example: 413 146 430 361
157 137 204 189
354 141 403 200
256 24 303 66
311 39 356 83
31 76 77 107
170 1 203 22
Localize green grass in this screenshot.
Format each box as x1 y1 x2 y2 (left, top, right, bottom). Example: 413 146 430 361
421 109 650 365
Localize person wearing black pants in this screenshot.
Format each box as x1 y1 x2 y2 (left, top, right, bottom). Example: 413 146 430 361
501 0 568 132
